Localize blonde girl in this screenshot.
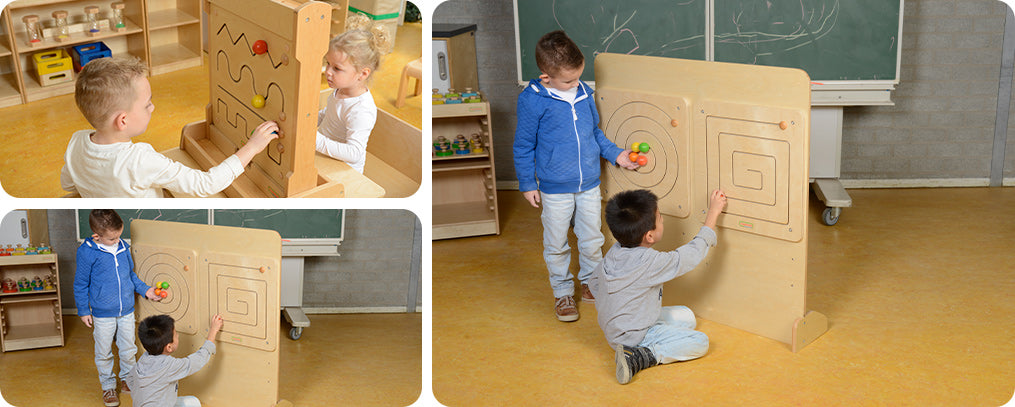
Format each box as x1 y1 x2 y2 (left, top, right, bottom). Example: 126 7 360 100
317 27 389 173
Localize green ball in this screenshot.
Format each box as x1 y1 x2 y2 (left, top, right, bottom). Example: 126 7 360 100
639 142 650 153
161 282 169 289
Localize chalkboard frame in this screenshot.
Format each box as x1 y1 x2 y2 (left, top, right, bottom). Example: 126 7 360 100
512 0 904 105
75 210 345 255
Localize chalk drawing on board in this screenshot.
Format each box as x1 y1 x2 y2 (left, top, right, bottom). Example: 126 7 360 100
134 246 199 335
599 91 691 218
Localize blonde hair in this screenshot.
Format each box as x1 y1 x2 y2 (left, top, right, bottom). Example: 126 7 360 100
75 57 148 128
330 15 392 76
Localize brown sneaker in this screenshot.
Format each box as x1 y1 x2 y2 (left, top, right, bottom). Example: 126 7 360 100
120 380 131 394
554 295 579 322
102 389 120 407
581 283 595 303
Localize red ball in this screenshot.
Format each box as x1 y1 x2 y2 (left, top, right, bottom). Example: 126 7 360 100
637 155 649 166
252 40 268 55
160 291 168 298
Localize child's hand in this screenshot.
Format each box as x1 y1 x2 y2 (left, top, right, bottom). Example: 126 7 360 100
145 287 162 302
615 150 639 170
81 315 93 328
248 121 280 149
208 314 224 341
235 121 281 166
709 189 728 212
704 189 727 230
522 190 540 208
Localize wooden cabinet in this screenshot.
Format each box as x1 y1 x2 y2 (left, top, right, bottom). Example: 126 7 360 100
432 101 499 239
0 0 201 106
144 0 202 75
0 254 63 352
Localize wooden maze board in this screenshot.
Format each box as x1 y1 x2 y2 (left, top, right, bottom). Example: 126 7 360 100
596 54 826 352
132 220 283 405
201 0 331 197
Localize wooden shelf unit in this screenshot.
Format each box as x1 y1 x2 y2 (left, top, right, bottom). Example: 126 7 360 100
432 100 500 239
0 254 64 352
0 0 202 105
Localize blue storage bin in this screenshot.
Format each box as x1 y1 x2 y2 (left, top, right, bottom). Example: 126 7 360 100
71 42 112 72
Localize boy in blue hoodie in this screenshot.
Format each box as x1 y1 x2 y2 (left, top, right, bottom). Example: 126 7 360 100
75 209 162 406
514 30 639 322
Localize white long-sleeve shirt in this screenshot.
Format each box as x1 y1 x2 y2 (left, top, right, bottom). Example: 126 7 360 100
315 88 377 174
61 130 245 198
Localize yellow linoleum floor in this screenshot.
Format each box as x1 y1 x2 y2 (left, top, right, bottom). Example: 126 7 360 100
433 187 1015 406
0 313 421 406
0 22 422 198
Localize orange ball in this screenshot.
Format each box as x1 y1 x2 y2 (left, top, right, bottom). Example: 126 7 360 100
629 152 640 162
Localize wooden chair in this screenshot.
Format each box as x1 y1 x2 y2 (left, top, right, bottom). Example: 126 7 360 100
395 57 422 108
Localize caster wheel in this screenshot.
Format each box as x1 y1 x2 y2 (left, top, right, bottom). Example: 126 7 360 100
289 327 302 340
822 207 840 226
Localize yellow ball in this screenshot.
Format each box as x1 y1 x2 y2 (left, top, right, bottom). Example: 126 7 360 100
631 142 640 151
252 94 266 108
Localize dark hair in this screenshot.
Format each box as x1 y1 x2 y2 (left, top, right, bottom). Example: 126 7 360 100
138 314 175 355
535 30 584 76
605 190 659 248
88 209 123 235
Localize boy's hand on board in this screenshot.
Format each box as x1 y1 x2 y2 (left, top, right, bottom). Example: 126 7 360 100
615 150 639 170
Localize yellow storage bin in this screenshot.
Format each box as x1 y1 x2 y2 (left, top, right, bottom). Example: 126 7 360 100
33 49 73 76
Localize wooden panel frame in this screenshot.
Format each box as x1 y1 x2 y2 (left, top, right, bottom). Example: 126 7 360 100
131 219 283 406
595 53 825 352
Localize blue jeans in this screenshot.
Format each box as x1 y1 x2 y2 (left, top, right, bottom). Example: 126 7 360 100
540 187 604 298
92 313 137 390
639 306 709 364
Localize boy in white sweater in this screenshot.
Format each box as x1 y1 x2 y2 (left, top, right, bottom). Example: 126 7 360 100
61 57 278 198
127 313 223 407
589 189 726 384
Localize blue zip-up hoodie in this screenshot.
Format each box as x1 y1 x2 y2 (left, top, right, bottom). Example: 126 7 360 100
514 79 625 194
74 237 150 318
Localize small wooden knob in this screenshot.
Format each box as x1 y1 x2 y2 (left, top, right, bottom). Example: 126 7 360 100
259 266 267 273
183 265 190 271
779 121 788 130
276 144 284 153
670 119 679 127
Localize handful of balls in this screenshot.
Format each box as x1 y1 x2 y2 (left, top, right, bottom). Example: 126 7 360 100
153 281 170 299
629 142 651 166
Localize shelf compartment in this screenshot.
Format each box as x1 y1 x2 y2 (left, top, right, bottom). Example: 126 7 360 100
432 101 488 118
433 167 499 239
1 323 63 351
432 158 492 173
147 15 200 75
0 292 58 302
146 8 198 30
0 254 57 267
0 70 22 108
12 18 143 51
1 299 63 352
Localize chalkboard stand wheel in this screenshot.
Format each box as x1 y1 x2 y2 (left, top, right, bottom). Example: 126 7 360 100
274 400 294 407
283 306 310 340
812 178 852 227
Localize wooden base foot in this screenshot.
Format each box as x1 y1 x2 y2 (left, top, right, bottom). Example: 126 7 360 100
792 311 828 352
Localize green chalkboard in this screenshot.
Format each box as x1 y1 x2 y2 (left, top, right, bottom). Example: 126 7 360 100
515 0 707 83
515 0 901 83
77 210 210 240
77 210 344 241
212 210 344 240
714 0 901 81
